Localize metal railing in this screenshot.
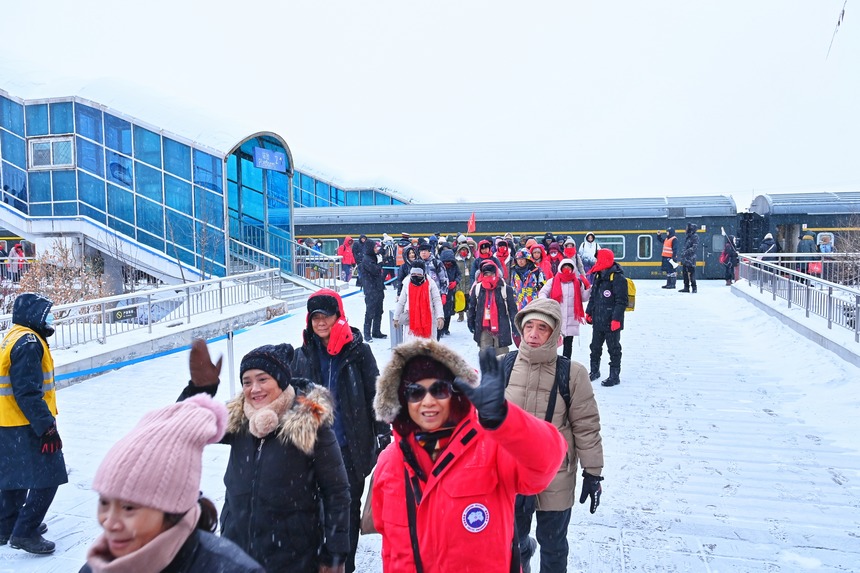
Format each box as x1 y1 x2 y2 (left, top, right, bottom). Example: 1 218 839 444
0 269 283 350
738 253 860 342
227 217 341 289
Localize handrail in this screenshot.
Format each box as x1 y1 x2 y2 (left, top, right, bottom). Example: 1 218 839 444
0 269 284 350
738 253 860 342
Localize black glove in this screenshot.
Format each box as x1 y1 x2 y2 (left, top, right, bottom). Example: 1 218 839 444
376 432 392 454
40 423 63 455
579 470 604 514
453 347 508 427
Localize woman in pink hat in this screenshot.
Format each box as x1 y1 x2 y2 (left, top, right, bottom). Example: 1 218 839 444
80 394 263 572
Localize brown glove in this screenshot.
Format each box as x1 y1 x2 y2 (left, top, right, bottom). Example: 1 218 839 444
189 339 223 387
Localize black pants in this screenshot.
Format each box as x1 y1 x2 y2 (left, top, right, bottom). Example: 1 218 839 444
589 328 622 371
340 451 365 573
0 487 57 538
682 264 697 289
562 335 574 359
363 296 383 335
515 494 572 573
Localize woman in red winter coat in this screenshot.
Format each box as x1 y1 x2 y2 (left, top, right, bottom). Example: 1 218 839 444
371 339 566 573
337 237 357 282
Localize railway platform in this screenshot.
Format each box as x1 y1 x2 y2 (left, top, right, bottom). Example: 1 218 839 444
2 279 858 572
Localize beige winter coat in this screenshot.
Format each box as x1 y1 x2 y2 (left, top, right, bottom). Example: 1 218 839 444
504 297 604 511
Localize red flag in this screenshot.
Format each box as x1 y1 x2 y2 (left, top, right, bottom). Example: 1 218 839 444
467 212 476 233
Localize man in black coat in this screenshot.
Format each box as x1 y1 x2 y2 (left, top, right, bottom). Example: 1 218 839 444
439 249 462 337
585 249 628 387
679 223 699 293
352 235 368 287
0 293 65 554
291 289 391 573
360 240 387 341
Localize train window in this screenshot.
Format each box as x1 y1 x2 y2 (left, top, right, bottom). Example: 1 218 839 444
319 239 339 256
596 235 624 259
637 235 652 259
711 235 726 252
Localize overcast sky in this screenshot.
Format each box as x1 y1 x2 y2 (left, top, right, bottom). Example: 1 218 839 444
4 1 858 209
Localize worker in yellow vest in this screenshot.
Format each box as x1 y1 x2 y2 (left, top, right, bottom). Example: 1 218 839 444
0 293 65 555
656 228 679 289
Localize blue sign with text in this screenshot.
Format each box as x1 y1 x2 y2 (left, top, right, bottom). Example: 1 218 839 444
253 147 287 172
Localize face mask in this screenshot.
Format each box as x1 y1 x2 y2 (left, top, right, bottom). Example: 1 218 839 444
45 313 55 326
411 275 425 286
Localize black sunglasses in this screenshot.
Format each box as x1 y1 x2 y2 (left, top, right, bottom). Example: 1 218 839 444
404 380 453 403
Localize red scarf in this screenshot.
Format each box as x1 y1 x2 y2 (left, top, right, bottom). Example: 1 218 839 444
549 269 585 322
563 246 577 259
480 274 500 333
327 318 354 354
408 281 433 338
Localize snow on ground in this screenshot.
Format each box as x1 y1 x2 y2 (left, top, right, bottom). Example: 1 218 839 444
1 280 859 572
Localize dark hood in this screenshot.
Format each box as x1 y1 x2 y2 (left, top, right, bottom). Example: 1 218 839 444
13 293 54 338
667 227 675 237
364 240 378 256
686 223 698 234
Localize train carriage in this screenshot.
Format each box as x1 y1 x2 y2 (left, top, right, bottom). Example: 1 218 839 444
293 195 739 280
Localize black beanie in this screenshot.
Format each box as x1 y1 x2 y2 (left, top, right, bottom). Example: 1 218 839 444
307 294 339 317
401 356 454 383
240 344 294 390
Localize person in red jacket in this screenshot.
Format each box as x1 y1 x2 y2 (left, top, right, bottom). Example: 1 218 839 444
337 236 357 283
371 339 567 572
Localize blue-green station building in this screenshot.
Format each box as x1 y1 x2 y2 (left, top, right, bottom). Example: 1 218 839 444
0 81 406 286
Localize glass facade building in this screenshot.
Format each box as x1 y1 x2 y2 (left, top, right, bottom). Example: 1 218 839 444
0 87 406 278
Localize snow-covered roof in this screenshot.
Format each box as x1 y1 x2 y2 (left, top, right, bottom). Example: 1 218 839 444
0 62 280 159
750 192 860 216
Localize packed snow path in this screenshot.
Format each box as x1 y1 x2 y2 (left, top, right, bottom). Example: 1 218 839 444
2 281 858 572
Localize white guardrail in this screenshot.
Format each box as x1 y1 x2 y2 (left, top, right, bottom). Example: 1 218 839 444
738 253 860 343
0 269 283 350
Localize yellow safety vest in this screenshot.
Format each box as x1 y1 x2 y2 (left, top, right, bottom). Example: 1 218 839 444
661 236 676 258
0 325 56 427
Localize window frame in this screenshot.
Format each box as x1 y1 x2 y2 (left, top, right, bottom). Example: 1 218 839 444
595 234 626 260
28 136 75 170
636 234 653 260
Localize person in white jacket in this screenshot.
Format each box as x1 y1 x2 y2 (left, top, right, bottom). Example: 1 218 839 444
538 258 591 359
394 261 444 340
579 232 600 275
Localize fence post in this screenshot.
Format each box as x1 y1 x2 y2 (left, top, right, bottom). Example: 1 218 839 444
787 276 792 308
827 286 833 330
147 293 153 334
856 294 859 343
186 287 192 324
219 280 224 314
389 310 402 349
101 302 107 344
805 282 810 318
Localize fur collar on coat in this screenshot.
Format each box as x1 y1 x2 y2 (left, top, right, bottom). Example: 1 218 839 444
374 339 479 425
225 381 334 455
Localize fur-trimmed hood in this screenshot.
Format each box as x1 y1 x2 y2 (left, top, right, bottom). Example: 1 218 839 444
374 339 479 425
225 381 334 455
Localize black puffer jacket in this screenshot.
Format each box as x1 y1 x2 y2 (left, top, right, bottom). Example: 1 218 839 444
79 529 264 573
586 263 628 332
396 246 417 295
466 270 519 346
360 241 385 304
681 223 699 266
291 327 390 479
179 382 350 573
352 235 367 266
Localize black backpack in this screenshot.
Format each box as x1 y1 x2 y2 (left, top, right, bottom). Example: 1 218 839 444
502 351 571 422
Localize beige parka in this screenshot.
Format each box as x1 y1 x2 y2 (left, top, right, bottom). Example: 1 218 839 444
504 297 604 510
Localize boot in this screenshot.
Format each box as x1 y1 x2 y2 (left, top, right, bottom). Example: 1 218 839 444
372 332 388 339
726 279 732 286
0 523 46 545
9 534 55 554
588 360 601 382
661 278 672 289
601 368 620 387
678 286 690 293
668 276 677 289
691 285 697 293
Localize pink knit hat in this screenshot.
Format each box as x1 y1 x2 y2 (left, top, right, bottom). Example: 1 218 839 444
93 394 227 514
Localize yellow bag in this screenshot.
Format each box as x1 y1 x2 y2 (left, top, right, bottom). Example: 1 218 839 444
454 290 466 313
